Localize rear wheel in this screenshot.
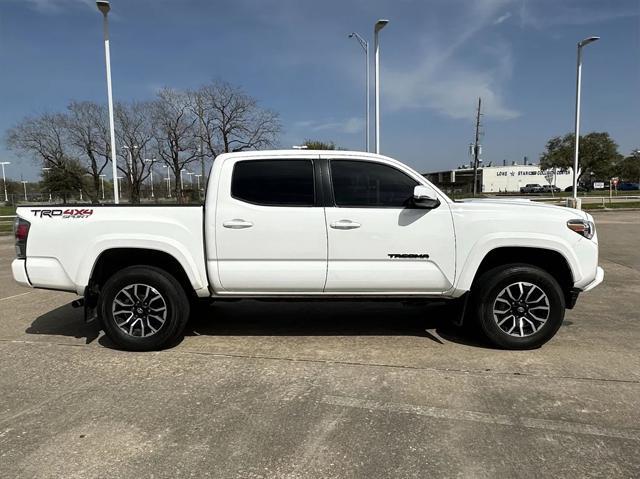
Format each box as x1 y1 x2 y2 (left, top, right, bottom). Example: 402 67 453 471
473 264 565 349
99 266 190 351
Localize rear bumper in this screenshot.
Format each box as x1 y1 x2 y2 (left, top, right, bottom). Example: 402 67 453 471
581 266 604 293
11 259 31 287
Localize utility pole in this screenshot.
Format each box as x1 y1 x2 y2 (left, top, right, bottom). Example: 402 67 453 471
472 97 482 196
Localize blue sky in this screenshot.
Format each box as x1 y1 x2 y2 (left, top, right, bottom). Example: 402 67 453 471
1 0 639 180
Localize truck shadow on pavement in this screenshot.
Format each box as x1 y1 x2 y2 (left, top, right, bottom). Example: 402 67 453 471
26 300 490 349
26 303 100 345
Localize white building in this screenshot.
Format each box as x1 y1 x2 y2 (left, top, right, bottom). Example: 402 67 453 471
425 164 575 193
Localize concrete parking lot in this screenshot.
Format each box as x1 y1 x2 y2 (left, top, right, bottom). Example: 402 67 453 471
0 211 638 478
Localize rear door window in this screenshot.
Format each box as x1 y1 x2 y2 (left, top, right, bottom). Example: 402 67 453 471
231 160 315 206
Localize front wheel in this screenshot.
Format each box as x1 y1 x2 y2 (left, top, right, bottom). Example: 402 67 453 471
473 264 566 350
99 266 190 351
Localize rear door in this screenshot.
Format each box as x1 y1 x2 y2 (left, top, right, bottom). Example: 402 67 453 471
214 156 327 293
322 157 455 293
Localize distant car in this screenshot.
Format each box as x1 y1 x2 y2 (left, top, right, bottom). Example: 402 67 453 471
541 185 561 193
618 182 640 191
564 185 588 192
520 184 543 193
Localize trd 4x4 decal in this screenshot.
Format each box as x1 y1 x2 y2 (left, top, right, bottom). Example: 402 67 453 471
31 209 94 219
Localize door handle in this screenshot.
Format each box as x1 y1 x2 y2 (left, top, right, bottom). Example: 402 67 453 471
330 219 361 230
223 219 254 229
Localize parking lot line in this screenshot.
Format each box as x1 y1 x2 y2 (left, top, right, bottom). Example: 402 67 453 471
0 291 31 302
322 395 640 442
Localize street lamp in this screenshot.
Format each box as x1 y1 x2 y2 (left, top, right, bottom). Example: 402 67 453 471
144 158 155 199
572 35 600 206
99 174 106 200
349 32 370 152
0 161 10 203
374 19 389 154
96 0 119 204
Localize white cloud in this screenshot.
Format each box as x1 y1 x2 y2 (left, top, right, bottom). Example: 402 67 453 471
294 117 364 135
22 0 94 13
384 64 520 121
518 0 639 28
494 12 512 25
382 0 519 121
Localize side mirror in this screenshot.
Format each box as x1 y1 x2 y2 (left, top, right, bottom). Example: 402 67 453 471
412 185 440 209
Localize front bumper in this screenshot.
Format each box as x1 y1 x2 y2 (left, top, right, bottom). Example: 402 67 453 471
11 259 31 288
581 266 604 293
568 266 604 309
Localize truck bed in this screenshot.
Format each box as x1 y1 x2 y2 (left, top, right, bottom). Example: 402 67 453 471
16 205 208 296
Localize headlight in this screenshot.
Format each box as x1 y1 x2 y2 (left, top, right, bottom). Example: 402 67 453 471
567 219 595 240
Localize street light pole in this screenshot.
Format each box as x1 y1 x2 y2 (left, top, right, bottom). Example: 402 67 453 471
21 181 28 201
0 162 9 203
96 1 119 204
572 36 600 206
373 19 389 154
349 32 370 152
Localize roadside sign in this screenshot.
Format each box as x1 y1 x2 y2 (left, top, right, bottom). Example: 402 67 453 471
593 181 605 189
612 177 619 187
544 169 555 185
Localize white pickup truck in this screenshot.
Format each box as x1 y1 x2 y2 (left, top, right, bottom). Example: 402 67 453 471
11 150 604 351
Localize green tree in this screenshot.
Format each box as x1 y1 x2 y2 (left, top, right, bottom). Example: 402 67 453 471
615 150 640 183
539 132 621 182
302 139 336 150
42 161 85 204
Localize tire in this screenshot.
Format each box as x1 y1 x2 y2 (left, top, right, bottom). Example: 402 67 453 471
99 265 190 351
472 264 565 350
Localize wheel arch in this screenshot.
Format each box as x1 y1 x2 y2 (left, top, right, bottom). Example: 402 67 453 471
89 248 197 298
469 247 575 308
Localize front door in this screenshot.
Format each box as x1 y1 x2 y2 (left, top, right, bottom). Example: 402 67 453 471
214 157 327 293
323 158 455 293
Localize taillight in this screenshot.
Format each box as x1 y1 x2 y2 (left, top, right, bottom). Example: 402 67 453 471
13 217 30 259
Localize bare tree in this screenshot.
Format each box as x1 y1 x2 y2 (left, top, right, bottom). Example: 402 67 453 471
115 101 154 204
151 88 199 202
65 101 111 204
5 112 72 168
190 81 281 160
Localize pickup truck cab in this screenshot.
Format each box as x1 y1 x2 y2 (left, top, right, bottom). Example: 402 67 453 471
12 150 604 351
